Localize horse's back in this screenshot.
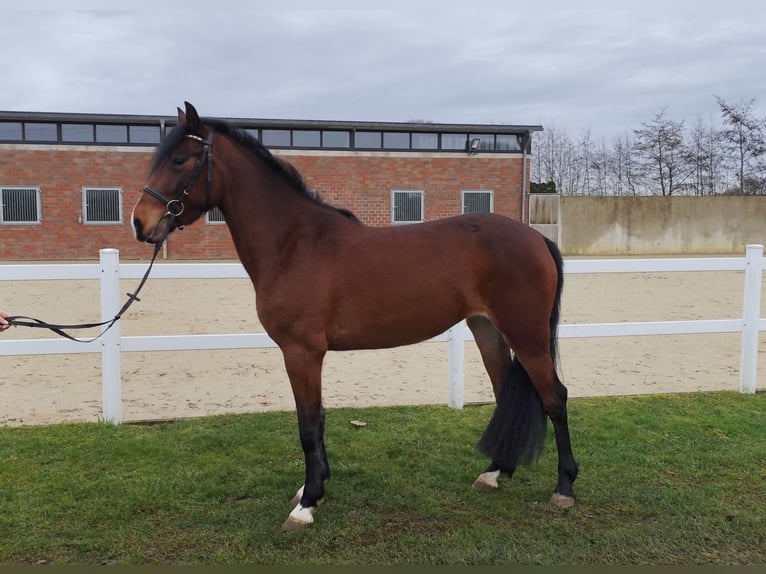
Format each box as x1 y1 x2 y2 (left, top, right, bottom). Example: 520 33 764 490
365 213 557 285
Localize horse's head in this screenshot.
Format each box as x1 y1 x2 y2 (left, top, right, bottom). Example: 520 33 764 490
132 102 217 243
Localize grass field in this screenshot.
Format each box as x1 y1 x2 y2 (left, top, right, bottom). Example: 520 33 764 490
1 391 764 565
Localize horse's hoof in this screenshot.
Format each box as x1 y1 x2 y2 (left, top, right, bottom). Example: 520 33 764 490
281 503 315 532
550 492 576 509
472 470 501 493
281 515 312 532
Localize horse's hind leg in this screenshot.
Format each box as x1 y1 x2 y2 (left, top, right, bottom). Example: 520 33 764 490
549 378 578 507
466 316 515 492
471 315 578 507
513 349 579 508
467 316 512 401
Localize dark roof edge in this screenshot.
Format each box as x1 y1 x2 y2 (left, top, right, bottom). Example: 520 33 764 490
0 110 544 134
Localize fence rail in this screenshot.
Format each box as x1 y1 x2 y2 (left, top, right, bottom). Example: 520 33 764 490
1 245 763 424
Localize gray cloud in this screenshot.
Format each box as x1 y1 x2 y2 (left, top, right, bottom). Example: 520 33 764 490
1 6 764 140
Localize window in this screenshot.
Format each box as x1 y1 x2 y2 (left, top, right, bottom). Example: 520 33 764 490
496 134 521 151
383 132 410 149
1 187 41 224
0 122 22 141
469 134 496 151
62 123 94 143
129 125 161 144
322 130 350 148
82 187 122 223
462 190 493 214
355 131 381 149
262 129 291 147
441 133 467 150
293 130 321 148
411 132 438 149
24 123 57 142
206 207 226 224
96 124 128 144
392 190 424 223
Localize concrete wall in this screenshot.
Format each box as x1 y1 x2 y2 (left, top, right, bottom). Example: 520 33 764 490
528 193 559 244
530 194 766 255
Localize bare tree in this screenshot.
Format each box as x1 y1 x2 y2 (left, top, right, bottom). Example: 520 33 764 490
534 126 641 196
579 129 593 195
531 94 765 196
716 96 766 195
633 107 687 196
533 125 583 195
684 115 722 195
612 131 639 196
588 137 612 196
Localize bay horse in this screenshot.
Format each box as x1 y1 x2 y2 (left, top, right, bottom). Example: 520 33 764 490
131 102 579 531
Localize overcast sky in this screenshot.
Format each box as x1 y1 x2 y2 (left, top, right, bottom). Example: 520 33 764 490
2 2 764 141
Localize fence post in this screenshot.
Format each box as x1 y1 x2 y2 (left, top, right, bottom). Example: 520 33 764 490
99 248 122 423
447 321 465 409
739 244 763 394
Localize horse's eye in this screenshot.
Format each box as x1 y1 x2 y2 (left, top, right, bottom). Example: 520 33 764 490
173 154 187 166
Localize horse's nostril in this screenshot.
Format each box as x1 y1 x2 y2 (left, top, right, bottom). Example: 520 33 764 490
133 218 144 240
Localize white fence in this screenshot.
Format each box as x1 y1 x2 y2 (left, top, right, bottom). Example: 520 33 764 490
1 245 763 424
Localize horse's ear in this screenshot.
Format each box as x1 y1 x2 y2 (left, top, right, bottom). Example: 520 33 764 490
184 101 201 134
177 107 186 123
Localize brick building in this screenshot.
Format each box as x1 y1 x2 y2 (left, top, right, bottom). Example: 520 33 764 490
0 111 541 261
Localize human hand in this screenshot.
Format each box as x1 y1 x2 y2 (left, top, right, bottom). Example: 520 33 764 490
0 309 11 332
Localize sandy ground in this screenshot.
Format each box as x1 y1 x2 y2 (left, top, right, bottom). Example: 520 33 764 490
1 260 764 426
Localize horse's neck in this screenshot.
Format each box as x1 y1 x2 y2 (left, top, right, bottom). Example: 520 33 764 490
218 168 321 287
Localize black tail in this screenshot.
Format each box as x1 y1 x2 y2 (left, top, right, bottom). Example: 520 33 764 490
544 236 564 367
477 358 547 470
477 236 564 471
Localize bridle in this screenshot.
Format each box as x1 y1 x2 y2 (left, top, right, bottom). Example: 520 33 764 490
140 129 215 230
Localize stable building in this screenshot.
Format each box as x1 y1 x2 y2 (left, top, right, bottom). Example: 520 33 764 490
0 110 541 260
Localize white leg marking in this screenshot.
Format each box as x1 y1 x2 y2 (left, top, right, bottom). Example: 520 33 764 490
473 469 501 492
289 504 315 524
290 484 305 507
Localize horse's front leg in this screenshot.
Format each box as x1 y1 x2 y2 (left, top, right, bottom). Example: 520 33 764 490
280 343 329 532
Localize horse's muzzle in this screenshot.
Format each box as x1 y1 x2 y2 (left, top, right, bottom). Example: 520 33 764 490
132 213 183 244
132 216 174 244
132 217 148 242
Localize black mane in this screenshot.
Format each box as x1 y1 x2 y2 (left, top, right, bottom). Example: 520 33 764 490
206 117 313 195
152 117 359 221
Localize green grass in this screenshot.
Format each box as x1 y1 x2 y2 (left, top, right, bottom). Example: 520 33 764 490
1 392 764 565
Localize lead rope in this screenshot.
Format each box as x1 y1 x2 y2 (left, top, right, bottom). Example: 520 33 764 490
5 129 212 343
5 236 166 343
